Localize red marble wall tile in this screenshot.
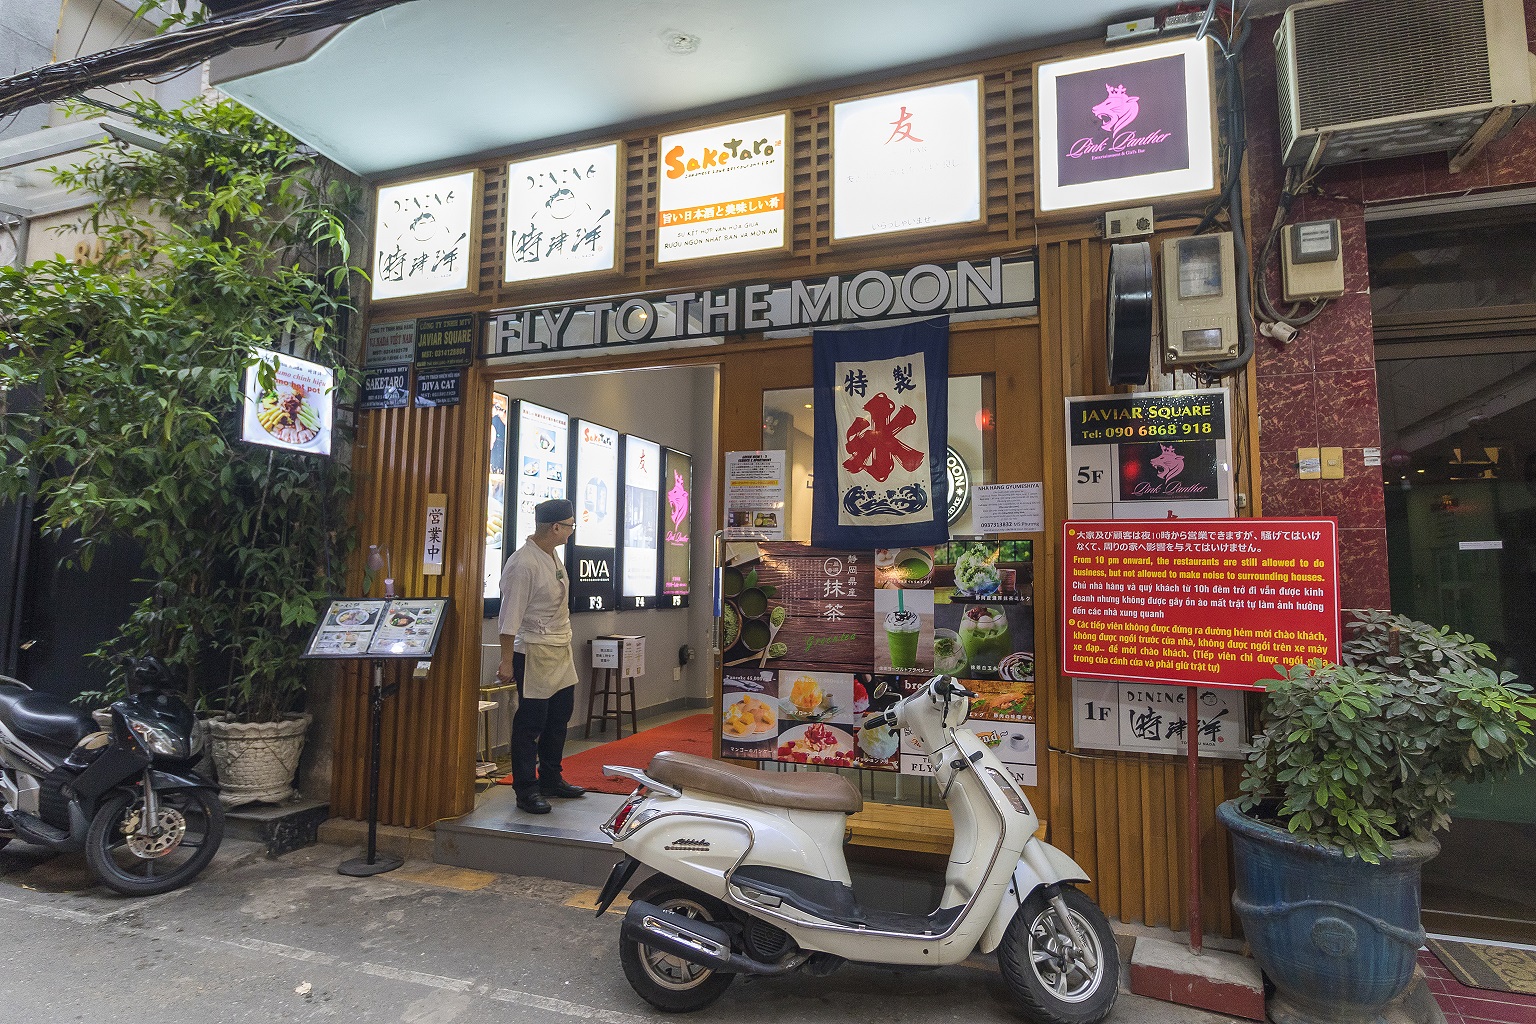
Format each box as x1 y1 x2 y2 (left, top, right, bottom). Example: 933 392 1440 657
1259 449 1322 517
1316 369 1382 448
1320 450 1387 530
1422 150 1491 196
1338 528 1390 611
1311 292 1375 373
1256 327 1314 377
1257 373 1318 450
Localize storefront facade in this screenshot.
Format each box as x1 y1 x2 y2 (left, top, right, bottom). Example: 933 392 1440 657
308 33 1268 937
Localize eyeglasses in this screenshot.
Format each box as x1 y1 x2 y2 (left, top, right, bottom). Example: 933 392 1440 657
558 520 576 530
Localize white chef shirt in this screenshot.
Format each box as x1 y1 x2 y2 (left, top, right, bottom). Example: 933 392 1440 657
497 539 572 651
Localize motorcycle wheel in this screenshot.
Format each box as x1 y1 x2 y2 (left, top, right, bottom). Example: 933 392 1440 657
85 788 224 897
619 875 736 1013
997 885 1120 1024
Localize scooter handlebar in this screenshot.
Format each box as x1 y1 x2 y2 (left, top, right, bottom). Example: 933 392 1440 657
932 675 977 699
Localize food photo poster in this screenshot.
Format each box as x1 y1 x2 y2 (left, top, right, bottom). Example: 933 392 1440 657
241 348 335 456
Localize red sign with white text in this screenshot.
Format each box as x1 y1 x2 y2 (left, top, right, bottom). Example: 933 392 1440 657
1060 518 1340 691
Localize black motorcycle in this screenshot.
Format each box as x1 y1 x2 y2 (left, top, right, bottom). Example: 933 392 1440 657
0 659 224 895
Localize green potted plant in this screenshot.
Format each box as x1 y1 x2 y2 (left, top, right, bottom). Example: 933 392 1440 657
0 97 362 806
1218 611 1536 1024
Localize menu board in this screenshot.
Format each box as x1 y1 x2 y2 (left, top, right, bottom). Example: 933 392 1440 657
241 348 335 457
716 539 1038 787
483 393 509 603
619 436 661 609
510 400 571 569
570 419 619 612
661 448 693 608
303 598 451 660
656 113 788 263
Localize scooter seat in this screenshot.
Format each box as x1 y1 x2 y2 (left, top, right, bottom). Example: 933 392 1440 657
0 683 97 755
649 751 862 813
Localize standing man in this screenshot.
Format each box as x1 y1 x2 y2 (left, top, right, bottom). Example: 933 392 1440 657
496 498 587 814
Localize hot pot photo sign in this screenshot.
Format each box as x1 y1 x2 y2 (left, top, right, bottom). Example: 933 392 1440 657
1060 518 1340 691
241 348 335 457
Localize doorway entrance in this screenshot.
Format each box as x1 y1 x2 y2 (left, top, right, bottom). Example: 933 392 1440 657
1371 204 1536 943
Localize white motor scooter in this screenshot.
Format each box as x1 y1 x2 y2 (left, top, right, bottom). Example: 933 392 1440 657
594 675 1119 1021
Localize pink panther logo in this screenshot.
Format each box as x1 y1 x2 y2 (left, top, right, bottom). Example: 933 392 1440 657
1150 444 1185 483
667 470 689 527
1092 84 1140 134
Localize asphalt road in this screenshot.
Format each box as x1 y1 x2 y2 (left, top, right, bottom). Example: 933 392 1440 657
0 838 1241 1024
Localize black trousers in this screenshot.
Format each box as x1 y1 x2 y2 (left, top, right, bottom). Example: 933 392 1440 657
509 651 575 795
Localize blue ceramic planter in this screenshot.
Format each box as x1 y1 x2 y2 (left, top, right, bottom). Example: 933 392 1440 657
1218 800 1439 1024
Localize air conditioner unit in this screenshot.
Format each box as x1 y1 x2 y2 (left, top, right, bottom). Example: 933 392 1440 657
1276 0 1536 171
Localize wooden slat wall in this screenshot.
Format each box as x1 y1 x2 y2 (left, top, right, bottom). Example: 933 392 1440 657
330 376 491 825
1034 238 1246 935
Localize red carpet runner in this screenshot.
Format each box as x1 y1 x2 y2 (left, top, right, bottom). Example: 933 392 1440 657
499 714 713 794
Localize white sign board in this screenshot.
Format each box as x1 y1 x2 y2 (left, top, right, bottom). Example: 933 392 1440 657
512 400 570 561
423 494 446 576
723 451 786 540
575 420 620 549
371 171 476 301
365 320 416 368
1073 678 1247 758
241 348 334 457
971 483 1045 535
505 143 619 283
833 79 982 240
657 113 787 263
621 436 661 608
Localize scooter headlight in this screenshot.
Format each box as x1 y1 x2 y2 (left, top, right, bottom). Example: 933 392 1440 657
126 717 189 758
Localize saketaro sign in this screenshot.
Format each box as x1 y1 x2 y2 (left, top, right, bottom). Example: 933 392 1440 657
1060 518 1340 691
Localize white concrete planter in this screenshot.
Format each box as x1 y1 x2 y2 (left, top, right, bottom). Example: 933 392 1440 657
205 712 311 808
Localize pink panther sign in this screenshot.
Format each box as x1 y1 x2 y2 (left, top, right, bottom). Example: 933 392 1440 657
1053 53 1191 188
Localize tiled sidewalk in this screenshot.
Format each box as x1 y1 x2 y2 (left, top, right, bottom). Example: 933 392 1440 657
1421 949 1536 1024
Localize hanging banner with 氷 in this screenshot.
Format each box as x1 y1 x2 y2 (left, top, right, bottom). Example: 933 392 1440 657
813 316 949 549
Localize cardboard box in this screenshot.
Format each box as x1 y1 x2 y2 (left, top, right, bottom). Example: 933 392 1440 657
592 635 645 677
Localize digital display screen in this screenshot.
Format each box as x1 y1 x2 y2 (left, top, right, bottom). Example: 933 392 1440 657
661 448 692 607
620 436 661 608
570 418 619 611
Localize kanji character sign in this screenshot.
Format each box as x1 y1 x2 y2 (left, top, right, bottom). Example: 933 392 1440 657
843 393 925 482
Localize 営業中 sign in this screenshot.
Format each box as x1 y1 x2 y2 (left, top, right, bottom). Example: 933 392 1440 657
832 79 981 240
1036 36 1215 213
504 143 619 283
657 113 787 263
371 171 477 300
1060 518 1340 691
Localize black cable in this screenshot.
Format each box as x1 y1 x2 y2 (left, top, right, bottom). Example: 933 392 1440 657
0 0 420 119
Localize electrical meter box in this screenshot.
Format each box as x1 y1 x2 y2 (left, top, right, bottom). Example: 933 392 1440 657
1281 219 1346 301
1161 232 1240 365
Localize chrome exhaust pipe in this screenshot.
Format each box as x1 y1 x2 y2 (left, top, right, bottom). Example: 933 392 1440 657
622 901 804 976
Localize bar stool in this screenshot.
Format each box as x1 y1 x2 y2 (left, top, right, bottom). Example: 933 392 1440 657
476 681 518 776
583 642 639 739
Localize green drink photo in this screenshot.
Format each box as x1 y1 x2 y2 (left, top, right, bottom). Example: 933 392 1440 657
884 608 921 670
958 605 1012 679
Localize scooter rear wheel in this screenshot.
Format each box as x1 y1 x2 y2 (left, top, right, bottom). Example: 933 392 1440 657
998 885 1119 1024
619 875 736 1013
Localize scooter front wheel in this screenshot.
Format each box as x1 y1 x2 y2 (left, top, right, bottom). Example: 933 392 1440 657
619 875 735 1013
998 885 1119 1024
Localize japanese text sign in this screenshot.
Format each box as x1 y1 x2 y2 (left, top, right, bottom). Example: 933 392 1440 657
1061 518 1339 691
812 317 949 548
1036 37 1215 213
423 493 446 576
505 143 619 283
832 79 981 240
657 113 787 263
371 171 476 300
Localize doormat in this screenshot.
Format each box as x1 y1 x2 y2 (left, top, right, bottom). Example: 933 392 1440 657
498 714 712 795
1428 938 1536 996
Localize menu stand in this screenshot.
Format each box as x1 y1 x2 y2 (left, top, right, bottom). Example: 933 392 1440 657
301 596 452 879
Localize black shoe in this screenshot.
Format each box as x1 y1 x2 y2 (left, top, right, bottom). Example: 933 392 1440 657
539 779 587 799
515 791 552 814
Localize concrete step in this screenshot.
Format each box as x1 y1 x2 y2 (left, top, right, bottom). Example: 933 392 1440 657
433 787 626 885
1129 935 1265 1021
224 798 329 857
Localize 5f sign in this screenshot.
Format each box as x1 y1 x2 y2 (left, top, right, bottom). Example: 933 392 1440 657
1076 466 1106 486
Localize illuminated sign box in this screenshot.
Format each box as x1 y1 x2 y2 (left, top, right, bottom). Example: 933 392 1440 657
1036 37 1216 214
832 79 982 240
371 170 479 301
657 113 788 263
570 418 619 612
241 348 334 457
504 143 620 283
619 435 661 610
661 448 692 607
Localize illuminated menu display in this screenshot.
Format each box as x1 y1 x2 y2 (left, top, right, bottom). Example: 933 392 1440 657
656 113 787 264
570 419 619 612
620 436 661 609
484 393 509 602
661 448 692 607
832 79 981 240
511 400 570 567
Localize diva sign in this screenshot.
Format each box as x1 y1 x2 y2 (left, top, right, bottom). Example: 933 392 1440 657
1036 36 1216 214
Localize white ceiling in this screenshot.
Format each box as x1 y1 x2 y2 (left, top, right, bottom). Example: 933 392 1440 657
210 0 1255 178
